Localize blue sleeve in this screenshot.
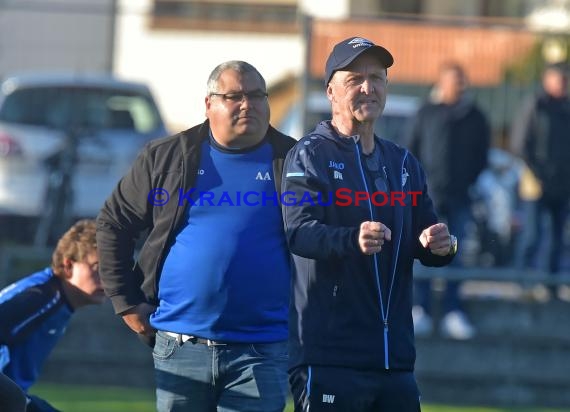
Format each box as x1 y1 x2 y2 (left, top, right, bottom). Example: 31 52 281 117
281 142 360 260
0 287 57 345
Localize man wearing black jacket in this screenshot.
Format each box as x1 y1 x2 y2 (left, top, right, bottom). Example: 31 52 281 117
97 61 295 412
282 37 456 412
510 62 570 298
407 62 490 340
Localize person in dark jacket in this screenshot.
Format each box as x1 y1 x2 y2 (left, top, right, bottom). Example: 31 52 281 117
510 61 570 299
282 37 456 412
406 62 490 340
96 60 295 412
0 219 103 412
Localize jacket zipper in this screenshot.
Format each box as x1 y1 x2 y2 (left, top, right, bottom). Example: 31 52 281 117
354 140 407 370
354 140 391 369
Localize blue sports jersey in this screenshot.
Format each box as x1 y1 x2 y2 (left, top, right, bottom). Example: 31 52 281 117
150 138 290 342
0 268 73 391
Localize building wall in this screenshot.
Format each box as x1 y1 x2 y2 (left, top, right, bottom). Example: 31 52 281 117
0 0 114 78
422 0 481 17
309 19 537 87
113 0 303 132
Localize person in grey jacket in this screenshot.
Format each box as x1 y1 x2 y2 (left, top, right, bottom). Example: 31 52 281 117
283 36 456 412
97 60 295 412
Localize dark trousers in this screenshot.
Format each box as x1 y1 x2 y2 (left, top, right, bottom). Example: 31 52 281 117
518 196 569 274
290 365 421 412
0 372 26 412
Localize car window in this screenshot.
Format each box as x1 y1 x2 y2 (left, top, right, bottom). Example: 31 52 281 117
0 86 163 134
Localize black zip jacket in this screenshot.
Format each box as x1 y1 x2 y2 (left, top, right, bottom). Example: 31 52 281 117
511 91 570 200
96 120 295 315
407 97 490 212
282 121 453 372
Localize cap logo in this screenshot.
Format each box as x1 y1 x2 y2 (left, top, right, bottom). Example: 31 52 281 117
348 37 374 49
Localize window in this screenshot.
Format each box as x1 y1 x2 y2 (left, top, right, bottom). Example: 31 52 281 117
152 0 299 33
0 86 163 134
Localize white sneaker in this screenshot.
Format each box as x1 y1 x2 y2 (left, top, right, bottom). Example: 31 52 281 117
440 310 476 340
412 305 433 337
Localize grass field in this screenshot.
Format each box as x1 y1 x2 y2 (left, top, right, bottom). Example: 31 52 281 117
31 383 570 412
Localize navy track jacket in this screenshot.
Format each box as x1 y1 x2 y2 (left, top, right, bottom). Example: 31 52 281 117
282 121 453 372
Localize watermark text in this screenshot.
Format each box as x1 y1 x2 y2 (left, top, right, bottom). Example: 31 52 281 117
147 188 422 207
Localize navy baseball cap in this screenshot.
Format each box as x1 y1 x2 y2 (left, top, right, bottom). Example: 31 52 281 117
325 37 394 85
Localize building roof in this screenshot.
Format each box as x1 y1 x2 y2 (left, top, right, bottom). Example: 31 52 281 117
309 19 537 86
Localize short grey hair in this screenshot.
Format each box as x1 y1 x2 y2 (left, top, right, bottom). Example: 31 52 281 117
206 60 267 95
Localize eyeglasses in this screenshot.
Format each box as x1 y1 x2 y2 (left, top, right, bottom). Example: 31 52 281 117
209 91 268 103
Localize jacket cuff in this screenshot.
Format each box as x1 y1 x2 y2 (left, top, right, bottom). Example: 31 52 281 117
109 294 144 316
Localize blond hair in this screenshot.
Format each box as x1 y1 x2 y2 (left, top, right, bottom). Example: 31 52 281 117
51 219 97 277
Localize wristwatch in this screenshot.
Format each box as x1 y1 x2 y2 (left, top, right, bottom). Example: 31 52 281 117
448 235 458 256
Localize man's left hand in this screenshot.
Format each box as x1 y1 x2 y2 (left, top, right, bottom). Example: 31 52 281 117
419 223 452 256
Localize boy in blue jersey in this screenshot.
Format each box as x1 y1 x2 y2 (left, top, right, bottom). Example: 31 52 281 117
97 61 296 411
0 219 104 412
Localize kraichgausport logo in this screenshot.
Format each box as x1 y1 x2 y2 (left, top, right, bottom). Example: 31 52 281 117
147 188 422 207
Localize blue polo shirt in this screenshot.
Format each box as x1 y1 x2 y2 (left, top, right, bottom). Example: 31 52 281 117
151 137 290 342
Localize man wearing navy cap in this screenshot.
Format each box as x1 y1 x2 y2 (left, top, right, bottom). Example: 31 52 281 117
282 37 456 411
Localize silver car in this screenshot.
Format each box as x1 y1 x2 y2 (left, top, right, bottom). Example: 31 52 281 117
0 73 169 244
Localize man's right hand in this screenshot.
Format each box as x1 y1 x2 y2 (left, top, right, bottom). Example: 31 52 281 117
121 303 157 337
358 221 392 255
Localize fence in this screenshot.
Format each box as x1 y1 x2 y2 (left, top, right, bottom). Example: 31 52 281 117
1 245 569 407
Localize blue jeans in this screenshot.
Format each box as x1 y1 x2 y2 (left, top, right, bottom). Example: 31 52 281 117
153 331 289 412
516 197 568 274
